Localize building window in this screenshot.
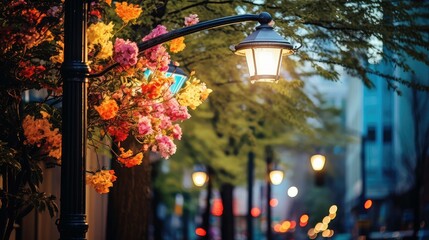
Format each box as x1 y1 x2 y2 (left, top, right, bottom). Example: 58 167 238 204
367 126 376 142
383 126 392 143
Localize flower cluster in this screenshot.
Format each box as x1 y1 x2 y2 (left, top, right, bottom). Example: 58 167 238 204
184 14 199 26
22 112 62 162
82 8 211 192
86 170 118 194
1 0 211 194
114 38 139 68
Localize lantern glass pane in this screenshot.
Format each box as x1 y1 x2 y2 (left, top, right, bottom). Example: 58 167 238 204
166 72 188 94
254 48 282 76
243 48 283 82
244 49 256 76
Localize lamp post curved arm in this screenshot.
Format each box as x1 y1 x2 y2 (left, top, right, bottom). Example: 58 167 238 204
88 12 273 78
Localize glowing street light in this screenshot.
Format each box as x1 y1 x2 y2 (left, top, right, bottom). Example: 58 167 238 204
269 169 284 185
192 171 208 187
310 154 326 171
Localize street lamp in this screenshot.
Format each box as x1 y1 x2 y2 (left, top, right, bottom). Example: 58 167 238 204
59 0 295 238
192 168 208 187
192 166 213 240
310 154 326 186
233 22 294 83
310 154 326 171
269 168 284 185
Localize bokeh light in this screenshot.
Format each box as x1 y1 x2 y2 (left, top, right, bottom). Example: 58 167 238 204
251 207 261 217
270 198 279 207
323 216 331 225
364 199 373 209
300 214 309 227
287 186 299 197
195 227 206 237
329 205 338 214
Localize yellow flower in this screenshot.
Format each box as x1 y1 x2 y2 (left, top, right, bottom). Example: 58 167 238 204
22 114 62 162
50 40 64 64
169 37 186 53
94 99 119 120
96 40 113 60
87 22 114 50
176 78 212 110
115 2 142 23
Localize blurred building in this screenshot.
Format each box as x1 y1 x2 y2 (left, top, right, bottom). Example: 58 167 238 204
344 31 429 239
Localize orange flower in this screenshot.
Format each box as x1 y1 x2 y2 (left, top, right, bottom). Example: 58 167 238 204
22 114 62 162
117 148 143 168
115 2 142 23
169 37 186 53
86 170 117 194
94 99 119 120
105 0 112 6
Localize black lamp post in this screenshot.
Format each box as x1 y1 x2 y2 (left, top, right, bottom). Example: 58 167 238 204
264 146 284 240
59 1 294 238
247 151 255 240
265 146 273 240
192 166 212 240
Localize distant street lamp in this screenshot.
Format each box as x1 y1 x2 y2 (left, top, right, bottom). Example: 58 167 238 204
192 169 209 187
60 0 296 237
310 154 326 186
192 166 213 240
310 154 326 171
269 168 284 185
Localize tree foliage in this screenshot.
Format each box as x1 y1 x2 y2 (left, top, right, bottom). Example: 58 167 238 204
153 0 429 193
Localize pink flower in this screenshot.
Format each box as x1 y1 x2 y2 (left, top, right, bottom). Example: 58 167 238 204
113 38 139 68
143 45 170 72
158 115 172 130
142 25 168 42
172 124 182 140
184 14 199 26
155 135 176 159
138 116 153 135
164 98 190 121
